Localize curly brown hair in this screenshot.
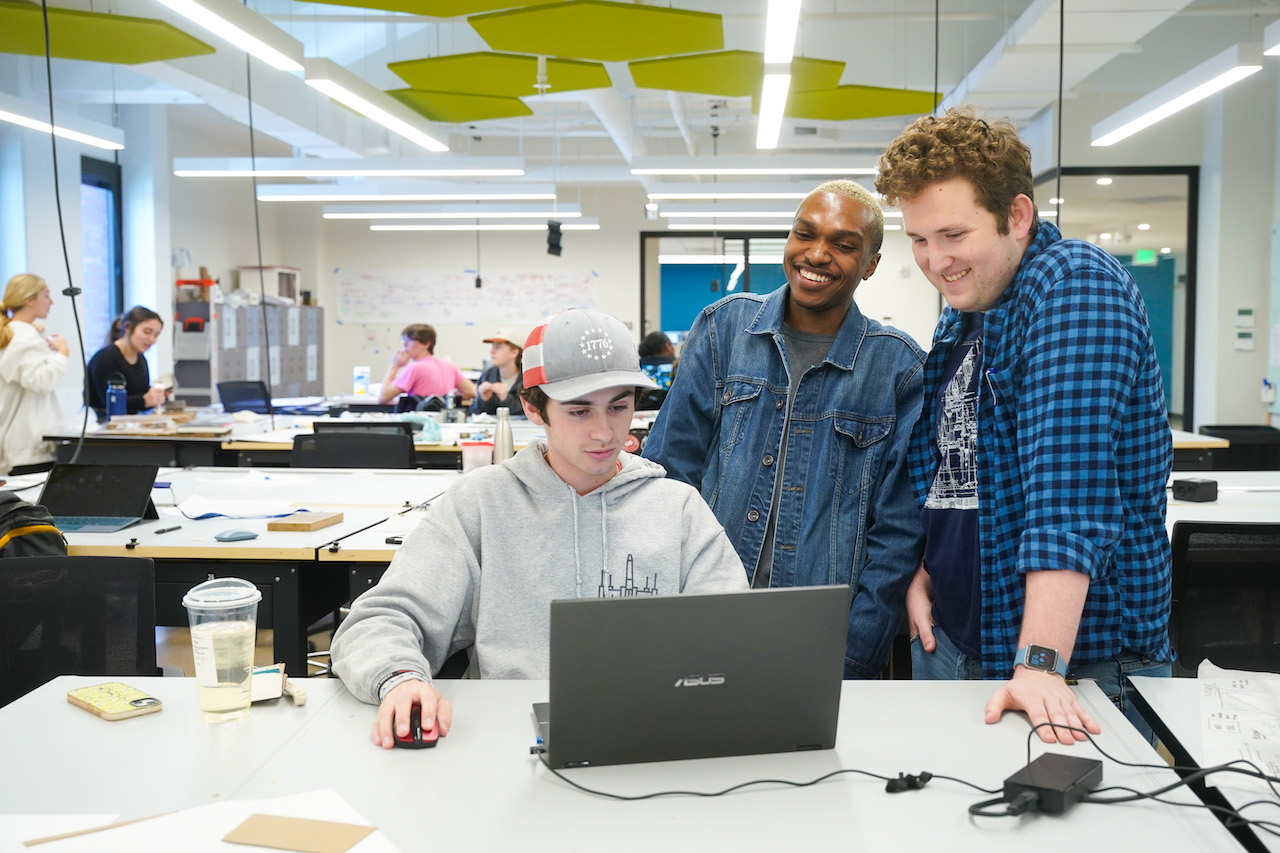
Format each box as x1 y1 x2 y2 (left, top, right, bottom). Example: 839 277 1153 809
875 107 1037 236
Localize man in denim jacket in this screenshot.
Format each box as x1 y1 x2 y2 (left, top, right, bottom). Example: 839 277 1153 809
644 180 926 678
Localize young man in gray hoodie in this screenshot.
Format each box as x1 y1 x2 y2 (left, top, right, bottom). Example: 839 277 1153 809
331 308 749 748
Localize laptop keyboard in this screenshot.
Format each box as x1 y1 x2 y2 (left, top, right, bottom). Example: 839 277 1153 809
55 516 136 532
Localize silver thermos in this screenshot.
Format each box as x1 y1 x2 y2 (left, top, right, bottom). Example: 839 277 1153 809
493 407 514 463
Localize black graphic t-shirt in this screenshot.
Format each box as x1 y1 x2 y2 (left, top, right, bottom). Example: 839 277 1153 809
921 312 983 660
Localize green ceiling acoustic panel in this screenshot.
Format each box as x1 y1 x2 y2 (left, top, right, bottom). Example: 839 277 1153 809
470 0 722 63
791 57 845 93
389 89 533 122
0 0 214 65
301 0 561 18
774 85 940 121
390 52 609 97
630 51 761 97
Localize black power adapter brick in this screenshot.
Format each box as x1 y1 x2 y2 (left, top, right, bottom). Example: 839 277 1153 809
1003 753 1103 815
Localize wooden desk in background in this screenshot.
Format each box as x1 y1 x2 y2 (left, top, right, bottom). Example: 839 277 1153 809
63 468 458 675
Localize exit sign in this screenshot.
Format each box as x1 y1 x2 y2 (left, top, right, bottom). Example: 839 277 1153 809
1132 249 1157 266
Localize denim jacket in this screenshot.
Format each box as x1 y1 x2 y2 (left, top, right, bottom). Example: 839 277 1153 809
644 286 926 677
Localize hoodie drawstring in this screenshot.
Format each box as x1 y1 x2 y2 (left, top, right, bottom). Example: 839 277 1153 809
571 491 582 597
599 492 607 596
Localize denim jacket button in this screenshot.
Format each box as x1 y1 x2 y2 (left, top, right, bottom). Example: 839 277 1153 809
775 399 784 409
763 454 774 466
746 510 760 522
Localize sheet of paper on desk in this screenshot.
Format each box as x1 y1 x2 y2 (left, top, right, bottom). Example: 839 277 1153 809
178 496 297 519
21 789 398 852
1 814 118 849
1198 660 1280 793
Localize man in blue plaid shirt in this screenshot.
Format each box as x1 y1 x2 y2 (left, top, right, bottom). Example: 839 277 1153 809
876 108 1174 744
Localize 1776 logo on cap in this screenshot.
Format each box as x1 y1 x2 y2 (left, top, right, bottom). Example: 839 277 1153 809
579 327 614 361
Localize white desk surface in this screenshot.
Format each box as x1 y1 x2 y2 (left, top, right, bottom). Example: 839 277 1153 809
1167 469 1280 532
1129 675 1280 852
0 677 1241 852
320 506 432 563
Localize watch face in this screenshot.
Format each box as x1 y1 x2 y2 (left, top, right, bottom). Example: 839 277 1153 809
1028 645 1058 671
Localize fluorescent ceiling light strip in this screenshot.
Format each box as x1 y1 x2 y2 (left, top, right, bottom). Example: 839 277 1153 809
149 0 303 71
0 108 124 151
1264 18 1280 55
262 192 555 202
763 0 802 64
756 73 791 150
326 210 581 220
370 223 599 232
178 168 521 177
661 211 795 218
649 191 808 200
666 223 792 231
634 167 875 176
304 59 447 153
1091 43 1262 147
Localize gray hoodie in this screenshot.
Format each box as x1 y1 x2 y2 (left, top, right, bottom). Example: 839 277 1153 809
331 440 748 704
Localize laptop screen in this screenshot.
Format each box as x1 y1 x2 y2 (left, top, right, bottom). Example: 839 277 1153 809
38 464 159 518
639 360 674 391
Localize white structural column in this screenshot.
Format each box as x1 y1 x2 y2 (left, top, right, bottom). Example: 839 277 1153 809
1196 67 1275 428
120 104 174 378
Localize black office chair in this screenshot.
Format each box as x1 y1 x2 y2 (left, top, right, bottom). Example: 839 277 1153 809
311 421 417 437
1170 521 1280 675
0 556 157 707
217 380 273 415
394 394 447 414
291 432 416 469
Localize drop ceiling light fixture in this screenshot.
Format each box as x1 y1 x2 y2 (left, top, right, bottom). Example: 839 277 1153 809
148 0 303 71
648 184 810 201
323 203 580 220
756 72 791 150
175 157 522 178
0 92 124 151
304 59 448 153
666 223 792 231
369 221 599 232
258 182 554 203
660 253 785 264
631 156 874 177
1091 43 1263 147
763 0 802 63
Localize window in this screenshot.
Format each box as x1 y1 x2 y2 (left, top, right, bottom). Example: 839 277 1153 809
80 156 123 349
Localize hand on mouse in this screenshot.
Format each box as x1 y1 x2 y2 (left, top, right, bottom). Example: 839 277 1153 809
374 679 451 749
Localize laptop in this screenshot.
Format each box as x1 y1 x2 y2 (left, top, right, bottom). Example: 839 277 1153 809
535 584 850 769
38 464 161 532
639 359 675 391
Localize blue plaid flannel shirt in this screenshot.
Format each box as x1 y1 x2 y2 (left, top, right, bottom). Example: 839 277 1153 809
907 222 1174 679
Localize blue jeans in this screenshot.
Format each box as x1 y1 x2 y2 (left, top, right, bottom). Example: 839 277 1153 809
911 624 1171 743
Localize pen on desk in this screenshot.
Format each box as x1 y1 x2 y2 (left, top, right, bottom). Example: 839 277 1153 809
154 525 182 534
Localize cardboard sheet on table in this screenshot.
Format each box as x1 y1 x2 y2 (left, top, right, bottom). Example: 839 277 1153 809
223 814 375 852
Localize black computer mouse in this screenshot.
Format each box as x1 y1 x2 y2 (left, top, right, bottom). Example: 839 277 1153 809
394 704 438 749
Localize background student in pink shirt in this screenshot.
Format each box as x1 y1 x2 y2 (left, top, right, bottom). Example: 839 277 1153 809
378 323 478 405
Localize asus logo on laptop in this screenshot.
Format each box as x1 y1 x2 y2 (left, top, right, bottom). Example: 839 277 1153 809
674 674 725 687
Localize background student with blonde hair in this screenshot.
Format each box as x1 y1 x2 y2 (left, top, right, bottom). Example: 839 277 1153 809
0 274 70 475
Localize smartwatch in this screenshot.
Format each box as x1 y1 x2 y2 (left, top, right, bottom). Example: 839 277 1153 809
1014 644 1068 678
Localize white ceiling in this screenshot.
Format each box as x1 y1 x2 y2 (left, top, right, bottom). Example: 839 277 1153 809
13 0 1278 224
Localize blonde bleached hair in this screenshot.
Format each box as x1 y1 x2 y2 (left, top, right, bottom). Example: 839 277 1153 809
806 180 885 254
0 273 48 349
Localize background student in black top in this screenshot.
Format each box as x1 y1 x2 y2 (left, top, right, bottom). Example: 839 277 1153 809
86 306 168 418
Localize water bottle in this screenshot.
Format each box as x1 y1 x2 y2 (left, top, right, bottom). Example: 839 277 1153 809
106 373 127 417
493 407 514 463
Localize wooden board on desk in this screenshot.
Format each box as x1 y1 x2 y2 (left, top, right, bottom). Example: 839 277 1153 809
268 512 344 532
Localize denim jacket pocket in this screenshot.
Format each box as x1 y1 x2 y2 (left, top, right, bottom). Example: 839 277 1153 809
830 415 892 496
719 380 764 453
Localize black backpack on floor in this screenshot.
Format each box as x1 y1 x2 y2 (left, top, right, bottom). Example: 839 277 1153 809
0 491 67 558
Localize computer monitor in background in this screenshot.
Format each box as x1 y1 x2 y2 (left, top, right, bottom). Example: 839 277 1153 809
639 359 674 391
